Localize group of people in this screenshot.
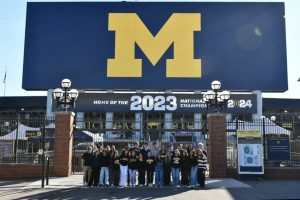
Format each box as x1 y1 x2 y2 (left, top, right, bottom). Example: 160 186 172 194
82 141 207 188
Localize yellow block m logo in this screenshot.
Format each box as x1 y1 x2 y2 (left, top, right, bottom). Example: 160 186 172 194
107 13 201 78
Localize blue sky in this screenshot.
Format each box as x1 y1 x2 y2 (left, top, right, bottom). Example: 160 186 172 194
0 0 299 98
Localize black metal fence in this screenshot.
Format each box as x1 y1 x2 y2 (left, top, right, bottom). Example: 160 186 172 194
226 117 300 169
1 114 299 173
0 116 55 164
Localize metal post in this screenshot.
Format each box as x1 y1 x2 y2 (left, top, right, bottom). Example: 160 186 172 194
46 156 50 185
41 117 46 188
72 124 76 174
262 117 266 164
64 88 68 111
140 113 143 141
14 112 20 163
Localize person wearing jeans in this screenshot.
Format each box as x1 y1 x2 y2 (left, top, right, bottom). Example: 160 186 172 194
189 150 198 187
99 149 110 186
171 149 181 187
155 153 164 187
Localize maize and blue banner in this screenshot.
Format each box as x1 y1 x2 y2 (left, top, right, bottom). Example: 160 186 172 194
23 2 287 91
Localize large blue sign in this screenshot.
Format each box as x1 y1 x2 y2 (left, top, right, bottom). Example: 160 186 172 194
22 2 287 91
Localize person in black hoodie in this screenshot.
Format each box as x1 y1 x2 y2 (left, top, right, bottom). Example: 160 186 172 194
145 150 155 187
89 149 100 187
82 146 93 187
163 149 172 186
131 141 141 156
128 150 138 187
171 149 181 187
112 150 120 187
109 145 116 186
180 150 190 186
138 143 148 186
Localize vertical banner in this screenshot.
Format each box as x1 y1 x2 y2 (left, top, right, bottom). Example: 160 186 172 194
237 130 264 175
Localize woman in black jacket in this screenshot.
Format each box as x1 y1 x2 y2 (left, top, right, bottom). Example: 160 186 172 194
180 150 190 186
145 151 156 187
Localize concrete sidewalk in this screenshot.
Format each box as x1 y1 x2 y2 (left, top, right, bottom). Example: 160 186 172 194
23 175 251 189
1 176 300 200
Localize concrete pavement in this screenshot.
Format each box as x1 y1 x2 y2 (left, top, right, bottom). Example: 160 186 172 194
0 175 299 200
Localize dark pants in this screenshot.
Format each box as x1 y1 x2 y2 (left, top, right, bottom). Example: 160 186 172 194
113 170 120 187
138 168 146 185
109 165 114 185
181 170 190 186
147 170 154 185
89 166 100 186
198 169 206 187
163 166 171 186
83 166 92 186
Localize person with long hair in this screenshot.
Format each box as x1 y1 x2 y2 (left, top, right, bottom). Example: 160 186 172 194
180 150 190 186
189 149 198 188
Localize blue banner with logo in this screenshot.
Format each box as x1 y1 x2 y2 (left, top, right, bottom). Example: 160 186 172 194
23 2 287 91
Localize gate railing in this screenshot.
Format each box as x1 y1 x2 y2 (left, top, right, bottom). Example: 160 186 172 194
0 116 55 165
226 117 300 169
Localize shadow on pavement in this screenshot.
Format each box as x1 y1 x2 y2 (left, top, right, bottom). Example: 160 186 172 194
0 179 38 187
13 187 204 200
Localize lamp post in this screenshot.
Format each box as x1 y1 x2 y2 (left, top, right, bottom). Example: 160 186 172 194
53 79 79 111
202 80 231 112
270 116 276 122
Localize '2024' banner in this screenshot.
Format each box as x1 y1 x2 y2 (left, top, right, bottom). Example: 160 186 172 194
57 93 257 113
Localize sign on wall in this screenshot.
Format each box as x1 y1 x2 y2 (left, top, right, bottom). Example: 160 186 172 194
23 2 287 91
54 93 257 113
267 135 290 160
237 130 264 175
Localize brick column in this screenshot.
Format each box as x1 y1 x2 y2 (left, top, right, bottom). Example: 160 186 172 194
53 112 75 177
208 113 227 178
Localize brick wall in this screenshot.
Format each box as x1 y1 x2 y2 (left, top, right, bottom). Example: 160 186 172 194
53 112 74 177
208 113 227 178
264 168 300 179
0 164 53 179
227 168 300 179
